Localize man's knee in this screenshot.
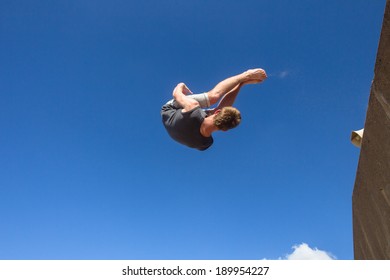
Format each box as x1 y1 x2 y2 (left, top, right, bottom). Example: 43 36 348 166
205 91 219 105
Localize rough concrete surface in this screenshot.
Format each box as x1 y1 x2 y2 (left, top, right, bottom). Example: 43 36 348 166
352 0 390 259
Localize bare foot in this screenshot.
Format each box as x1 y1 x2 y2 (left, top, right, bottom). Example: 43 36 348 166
243 68 267 84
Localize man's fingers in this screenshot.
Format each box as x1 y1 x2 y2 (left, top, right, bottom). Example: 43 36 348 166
184 85 193 95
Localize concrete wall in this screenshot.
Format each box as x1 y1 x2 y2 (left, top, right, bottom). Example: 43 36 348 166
352 0 390 259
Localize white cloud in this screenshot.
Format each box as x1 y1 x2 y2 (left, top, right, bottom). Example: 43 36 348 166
278 71 289 78
268 70 290 79
283 243 336 260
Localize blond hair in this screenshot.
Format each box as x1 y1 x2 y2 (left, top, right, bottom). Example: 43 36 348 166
213 106 241 131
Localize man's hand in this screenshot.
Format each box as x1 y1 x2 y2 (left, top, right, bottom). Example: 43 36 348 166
177 82 193 95
173 83 200 112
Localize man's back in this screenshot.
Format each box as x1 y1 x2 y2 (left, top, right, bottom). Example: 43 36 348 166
161 103 213 151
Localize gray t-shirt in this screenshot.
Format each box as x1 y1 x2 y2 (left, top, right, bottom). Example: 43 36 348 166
161 103 213 151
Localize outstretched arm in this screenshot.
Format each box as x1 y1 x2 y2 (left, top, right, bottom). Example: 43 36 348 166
172 83 200 112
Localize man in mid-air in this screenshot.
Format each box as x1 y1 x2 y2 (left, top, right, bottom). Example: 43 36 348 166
161 68 267 151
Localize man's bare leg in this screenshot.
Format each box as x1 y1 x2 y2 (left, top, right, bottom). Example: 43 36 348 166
206 74 267 114
215 84 242 109
206 69 267 106
203 84 242 115
215 71 269 109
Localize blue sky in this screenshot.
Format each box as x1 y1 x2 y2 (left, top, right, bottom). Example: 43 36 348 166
0 0 386 260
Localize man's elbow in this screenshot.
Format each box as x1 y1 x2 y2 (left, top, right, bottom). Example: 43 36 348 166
172 89 178 99
172 83 184 98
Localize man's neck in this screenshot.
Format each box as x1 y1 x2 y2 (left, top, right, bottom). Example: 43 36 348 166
200 116 218 137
